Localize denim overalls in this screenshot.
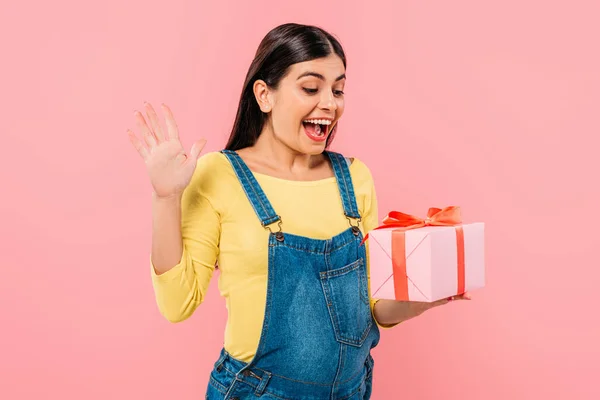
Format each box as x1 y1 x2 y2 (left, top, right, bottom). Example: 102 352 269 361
205 150 381 400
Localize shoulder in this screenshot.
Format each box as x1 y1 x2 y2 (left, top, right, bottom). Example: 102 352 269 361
325 150 374 184
332 153 376 197
341 155 378 220
188 151 238 196
346 156 374 184
195 151 230 171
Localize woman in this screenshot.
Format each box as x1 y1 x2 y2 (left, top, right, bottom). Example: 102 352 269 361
128 23 468 400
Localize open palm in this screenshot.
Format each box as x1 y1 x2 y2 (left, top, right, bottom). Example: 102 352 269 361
128 102 206 198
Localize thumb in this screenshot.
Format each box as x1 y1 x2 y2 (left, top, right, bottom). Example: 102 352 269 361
189 139 207 160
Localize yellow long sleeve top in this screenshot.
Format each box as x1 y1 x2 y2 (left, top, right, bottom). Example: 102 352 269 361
150 151 396 363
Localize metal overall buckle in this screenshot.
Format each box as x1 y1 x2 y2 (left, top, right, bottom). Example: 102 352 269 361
262 216 284 242
345 214 362 236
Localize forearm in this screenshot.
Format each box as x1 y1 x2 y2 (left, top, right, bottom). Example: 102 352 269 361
151 193 184 275
373 299 432 326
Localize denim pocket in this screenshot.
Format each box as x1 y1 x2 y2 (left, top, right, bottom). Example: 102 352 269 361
320 258 372 347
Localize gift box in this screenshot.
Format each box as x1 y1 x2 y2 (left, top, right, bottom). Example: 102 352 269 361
366 206 485 302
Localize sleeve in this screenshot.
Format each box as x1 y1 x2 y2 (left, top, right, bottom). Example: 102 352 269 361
361 163 401 330
149 155 221 323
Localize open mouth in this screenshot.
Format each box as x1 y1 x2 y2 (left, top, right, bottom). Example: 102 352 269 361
302 119 332 142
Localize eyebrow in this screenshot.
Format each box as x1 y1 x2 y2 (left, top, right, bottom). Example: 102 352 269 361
297 72 346 82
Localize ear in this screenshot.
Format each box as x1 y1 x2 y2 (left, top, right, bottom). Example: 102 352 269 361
253 79 273 113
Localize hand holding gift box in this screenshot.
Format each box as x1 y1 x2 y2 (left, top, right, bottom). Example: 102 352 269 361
365 206 485 303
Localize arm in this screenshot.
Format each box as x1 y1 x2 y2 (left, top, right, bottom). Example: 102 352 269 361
151 193 184 275
373 298 442 325
374 294 470 325
150 157 221 323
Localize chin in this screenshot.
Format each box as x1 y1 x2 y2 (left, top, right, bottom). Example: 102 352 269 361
294 130 329 155
298 140 328 155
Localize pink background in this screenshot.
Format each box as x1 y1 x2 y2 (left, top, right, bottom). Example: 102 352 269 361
2 0 598 399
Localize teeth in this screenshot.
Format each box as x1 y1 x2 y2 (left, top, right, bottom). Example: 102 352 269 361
303 119 332 125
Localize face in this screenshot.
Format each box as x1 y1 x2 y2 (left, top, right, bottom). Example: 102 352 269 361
254 54 346 155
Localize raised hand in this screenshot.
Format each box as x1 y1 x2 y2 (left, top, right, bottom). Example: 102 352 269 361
128 102 207 199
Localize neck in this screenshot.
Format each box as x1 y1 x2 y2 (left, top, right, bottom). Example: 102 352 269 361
251 125 325 173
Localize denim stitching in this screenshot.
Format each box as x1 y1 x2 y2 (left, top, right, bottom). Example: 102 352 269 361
329 152 359 218
274 235 358 254
338 154 359 218
341 153 360 217
208 375 228 394
339 153 360 218
320 258 363 278
338 384 363 400
222 151 267 221
251 238 274 363
220 362 367 387
337 343 346 397
223 150 280 226
228 153 274 223
329 152 350 216
219 341 370 387
320 254 372 346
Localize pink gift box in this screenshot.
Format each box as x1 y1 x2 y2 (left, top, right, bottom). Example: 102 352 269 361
368 222 485 302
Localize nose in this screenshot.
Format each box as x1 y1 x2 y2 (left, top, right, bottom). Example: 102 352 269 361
319 90 337 111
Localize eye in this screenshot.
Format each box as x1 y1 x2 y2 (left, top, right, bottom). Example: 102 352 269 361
303 88 318 94
333 90 345 96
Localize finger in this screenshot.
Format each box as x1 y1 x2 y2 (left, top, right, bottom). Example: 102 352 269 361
448 292 471 302
127 129 149 161
134 110 158 148
189 138 207 160
144 102 166 142
453 292 470 300
161 103 179 140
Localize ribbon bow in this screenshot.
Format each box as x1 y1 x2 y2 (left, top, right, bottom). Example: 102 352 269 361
361 206 462 245
379 206 462 230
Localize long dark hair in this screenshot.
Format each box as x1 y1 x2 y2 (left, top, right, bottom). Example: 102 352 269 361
225 23 347 151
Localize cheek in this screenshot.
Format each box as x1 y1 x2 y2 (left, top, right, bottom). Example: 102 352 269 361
278 92 314 119
336 99 345 115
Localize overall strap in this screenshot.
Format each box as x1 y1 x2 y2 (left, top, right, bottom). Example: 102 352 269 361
325 151 362 224
220 150 282 230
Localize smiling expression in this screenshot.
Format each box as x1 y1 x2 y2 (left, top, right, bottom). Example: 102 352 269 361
254 54 346 154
